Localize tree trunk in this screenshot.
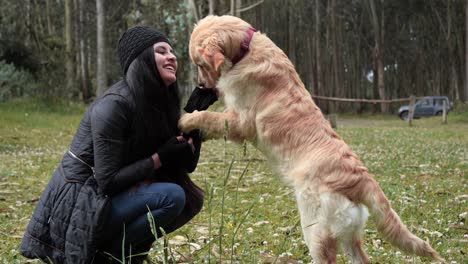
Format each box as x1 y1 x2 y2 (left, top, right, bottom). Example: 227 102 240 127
45 0 53 35
231 0 235 15
34 0 44 38
73 0 80 87
187 0 199 21
324 0 332 113
314 0 325 111
371 47 379 113
465 0 468 102
209 0 215 15
65 0 75 97
330 0 343 111
96 0 107 97
307 35 314 94
288 1 296 65
79 0 91 102
236 0 242 17
368 0 387 112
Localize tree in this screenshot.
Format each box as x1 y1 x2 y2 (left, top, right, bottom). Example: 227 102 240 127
188 0 200 21
0 0 466 109
209 0 215 15
368 0 388 112
465 0 468 102
45 0 54 35
65 0 75 97
79 0 91 102
330 0 344 111
96 0 107 97
314 0 325 112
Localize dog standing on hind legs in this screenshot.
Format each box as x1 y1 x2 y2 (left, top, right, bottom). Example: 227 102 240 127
179 15 445 263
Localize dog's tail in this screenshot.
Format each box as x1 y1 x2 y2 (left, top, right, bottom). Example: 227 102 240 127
360 178 444 263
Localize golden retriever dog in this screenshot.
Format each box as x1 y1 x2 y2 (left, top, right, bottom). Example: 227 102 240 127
179 15 444 263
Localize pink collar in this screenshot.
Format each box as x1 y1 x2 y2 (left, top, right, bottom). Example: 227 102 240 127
231 27 257 65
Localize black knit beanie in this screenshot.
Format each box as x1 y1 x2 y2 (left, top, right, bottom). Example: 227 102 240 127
117 26 171 75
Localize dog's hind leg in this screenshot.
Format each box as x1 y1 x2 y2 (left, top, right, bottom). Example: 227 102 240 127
321 192 370 264
341 235 371 264
302 224 339 264
296 188 338 263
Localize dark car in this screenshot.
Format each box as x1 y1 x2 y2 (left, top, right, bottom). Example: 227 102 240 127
397 96 453 120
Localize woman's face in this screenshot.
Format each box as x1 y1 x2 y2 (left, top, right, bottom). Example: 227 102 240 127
153 42 178 87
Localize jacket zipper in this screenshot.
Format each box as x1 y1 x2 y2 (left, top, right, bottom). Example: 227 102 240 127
68 149 95 176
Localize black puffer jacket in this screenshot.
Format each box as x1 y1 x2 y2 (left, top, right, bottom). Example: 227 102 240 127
20 81 204 263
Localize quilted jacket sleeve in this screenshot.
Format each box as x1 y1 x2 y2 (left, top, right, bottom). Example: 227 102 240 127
90 95 154 195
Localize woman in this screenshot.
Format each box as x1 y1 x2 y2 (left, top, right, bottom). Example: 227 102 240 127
20 26 217 263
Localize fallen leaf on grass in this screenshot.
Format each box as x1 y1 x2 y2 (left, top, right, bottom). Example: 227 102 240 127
253 220 270 226
278 226 294 232
448 225 468 231
176 252 195 263
412 226 444 237
28 197 39 203
187 242 201 252
211 247 220 258
0 182 20 186
260 252 299 264
169 235 188 246
195 226 209 235
372 239 381 249
459 211 467 221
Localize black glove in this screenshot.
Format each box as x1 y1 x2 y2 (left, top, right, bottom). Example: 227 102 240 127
183 86 218 113
182 130 202 173
183 129 202 143
157 137 195 170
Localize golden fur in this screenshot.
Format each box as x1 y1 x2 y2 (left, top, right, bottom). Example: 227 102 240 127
179 15 444 263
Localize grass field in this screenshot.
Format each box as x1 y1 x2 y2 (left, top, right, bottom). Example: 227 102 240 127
0 99 466 263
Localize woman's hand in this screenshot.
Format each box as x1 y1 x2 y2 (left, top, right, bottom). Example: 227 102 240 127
178 135 196 153
155 136 195 170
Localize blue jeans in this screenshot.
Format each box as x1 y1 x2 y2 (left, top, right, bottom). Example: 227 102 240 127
101 182 186 258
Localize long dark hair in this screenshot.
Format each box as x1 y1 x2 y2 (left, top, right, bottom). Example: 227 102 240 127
125 45 181 157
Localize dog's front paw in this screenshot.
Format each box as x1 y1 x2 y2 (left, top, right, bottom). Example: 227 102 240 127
179 112 201 133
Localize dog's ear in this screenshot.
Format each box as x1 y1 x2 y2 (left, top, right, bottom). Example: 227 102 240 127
211 52 225 73
197 47 225 73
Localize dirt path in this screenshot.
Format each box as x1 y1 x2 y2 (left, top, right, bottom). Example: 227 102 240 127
337 119 378 127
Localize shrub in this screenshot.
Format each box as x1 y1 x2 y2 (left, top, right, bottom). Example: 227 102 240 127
0 60 39 101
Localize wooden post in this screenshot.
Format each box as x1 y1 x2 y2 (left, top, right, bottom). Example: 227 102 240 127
408 95 415 127
442 100 448 124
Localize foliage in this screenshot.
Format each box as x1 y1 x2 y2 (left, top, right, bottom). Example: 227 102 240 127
0 61 40 101
1 0 466 107
0 40 39 74
453 100 468 113
0 0 68 98
0 100 466 263
121 0 194 86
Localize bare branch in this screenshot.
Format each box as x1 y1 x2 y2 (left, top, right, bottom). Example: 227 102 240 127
238 0 264 13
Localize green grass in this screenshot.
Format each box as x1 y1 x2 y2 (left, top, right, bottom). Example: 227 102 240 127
0 99 466 263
